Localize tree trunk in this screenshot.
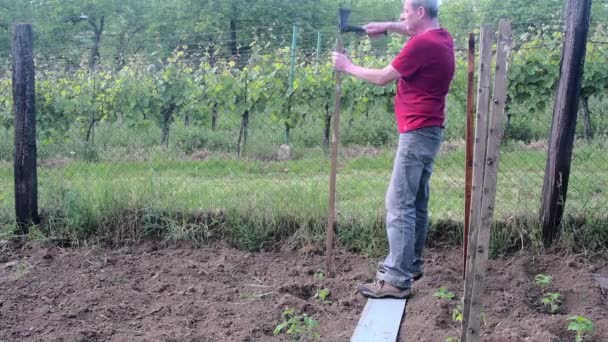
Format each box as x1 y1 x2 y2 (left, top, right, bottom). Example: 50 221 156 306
237 109 249 158
285 123 290 146
229 18 238 58
211 103 218 130
88 16 104 70
161 104 175 147
579 95 593 143
85 118 97 143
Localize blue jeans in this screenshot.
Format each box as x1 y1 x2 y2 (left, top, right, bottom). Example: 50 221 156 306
376 126 443 289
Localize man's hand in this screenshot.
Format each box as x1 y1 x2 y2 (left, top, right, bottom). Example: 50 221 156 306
363 22 390 37
332 52 352 73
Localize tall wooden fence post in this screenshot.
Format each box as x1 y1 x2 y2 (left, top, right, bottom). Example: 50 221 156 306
462 21 512 342
12 23 39 235
464 32 476 278
539 0 592 244
461 26 493 341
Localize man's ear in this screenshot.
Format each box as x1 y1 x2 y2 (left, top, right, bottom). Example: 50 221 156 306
418 7 425 19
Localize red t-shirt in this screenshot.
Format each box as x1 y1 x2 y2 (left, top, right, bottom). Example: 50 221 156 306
391 28 455 133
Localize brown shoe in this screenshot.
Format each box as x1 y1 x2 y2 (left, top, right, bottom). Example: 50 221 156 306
358 280 411 299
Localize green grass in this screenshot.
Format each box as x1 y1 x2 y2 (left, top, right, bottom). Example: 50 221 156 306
1 140 606 256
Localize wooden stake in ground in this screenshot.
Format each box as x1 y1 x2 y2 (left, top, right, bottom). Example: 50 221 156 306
326 34 344 278
539 0 592 244
461 21 512 342
463 32 476 278
12 23 39 235
461 26 493 337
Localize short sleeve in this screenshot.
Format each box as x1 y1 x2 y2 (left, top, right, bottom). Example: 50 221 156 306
391 38 422 80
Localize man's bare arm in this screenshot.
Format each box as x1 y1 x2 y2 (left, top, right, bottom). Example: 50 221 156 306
333 52 400 86
364 22 409 36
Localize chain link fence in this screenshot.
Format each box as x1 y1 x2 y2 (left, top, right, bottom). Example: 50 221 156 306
1 25 606 254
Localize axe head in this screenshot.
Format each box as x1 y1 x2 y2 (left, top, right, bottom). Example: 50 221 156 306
338 7 365 34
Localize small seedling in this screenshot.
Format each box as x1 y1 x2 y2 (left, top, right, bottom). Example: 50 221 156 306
313 270 325 280
433 286 456 300
567 315 595 342
274 308 320 340
315 288 331 304
541 292 561 314
445 337 459 342
534 274 553 287
452 303 463 322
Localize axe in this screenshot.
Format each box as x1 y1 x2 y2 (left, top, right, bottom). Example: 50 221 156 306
339 7 388 36
338 7 365 34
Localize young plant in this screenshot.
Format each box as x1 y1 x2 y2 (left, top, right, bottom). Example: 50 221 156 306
534 274 553 287
567 316 595 342
433 286 456 300
274 308 320 340
313 270 325 281
449 298 482 325
314 288 331 305
541 292 562 314
452 301 463 322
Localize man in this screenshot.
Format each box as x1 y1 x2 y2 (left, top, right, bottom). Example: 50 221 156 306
333 0 455 299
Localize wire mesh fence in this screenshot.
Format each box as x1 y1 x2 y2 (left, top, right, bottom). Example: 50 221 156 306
0 19 607 253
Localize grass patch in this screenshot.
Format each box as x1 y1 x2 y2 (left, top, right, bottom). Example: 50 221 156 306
0 141 606 256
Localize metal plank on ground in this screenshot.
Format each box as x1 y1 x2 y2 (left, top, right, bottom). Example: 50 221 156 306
351 298 407 342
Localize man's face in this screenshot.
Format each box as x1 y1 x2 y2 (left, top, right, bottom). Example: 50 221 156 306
400 0 423 35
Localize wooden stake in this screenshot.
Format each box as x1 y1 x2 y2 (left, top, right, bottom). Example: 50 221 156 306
461 25 493 341
462 21 512 342
326 34 343 278
464 32 476 278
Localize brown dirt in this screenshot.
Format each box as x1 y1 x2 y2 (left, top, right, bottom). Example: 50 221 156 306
1 241 606 342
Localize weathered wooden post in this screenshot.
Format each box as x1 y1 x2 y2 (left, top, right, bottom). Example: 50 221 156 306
540 0 592 244
12 23 40 235
462 21 512 342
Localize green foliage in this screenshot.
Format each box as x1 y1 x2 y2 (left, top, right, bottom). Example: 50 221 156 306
567 316 595 342
0 0 402 62
3 17 607 151
508 27 562 114
451 300 463 323
541 292 561 314
312 270 325 281
534 274 553 287
432 287 463 323
273 308 320 340
433 287 456 300
314 288 331 304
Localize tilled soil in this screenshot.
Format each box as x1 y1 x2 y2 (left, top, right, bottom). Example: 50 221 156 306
1 241 606 342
